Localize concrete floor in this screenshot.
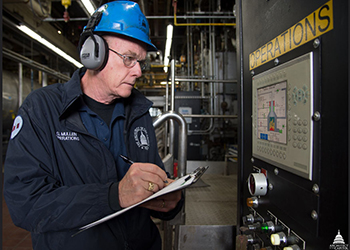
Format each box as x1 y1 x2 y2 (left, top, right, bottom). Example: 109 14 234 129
185 173 237 226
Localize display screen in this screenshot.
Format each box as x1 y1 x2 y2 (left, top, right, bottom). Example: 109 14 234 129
256 81 287 144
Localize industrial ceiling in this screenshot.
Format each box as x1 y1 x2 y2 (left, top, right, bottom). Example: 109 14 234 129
2 0 236 86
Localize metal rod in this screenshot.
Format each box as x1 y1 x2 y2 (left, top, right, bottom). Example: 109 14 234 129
174 78 237 83
43 16 235 22
182 114 237 118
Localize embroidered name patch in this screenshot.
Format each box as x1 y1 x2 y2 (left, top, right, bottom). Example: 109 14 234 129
56 131 80 141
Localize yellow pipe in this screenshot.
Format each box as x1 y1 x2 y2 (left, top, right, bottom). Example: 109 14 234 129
173 1 236 27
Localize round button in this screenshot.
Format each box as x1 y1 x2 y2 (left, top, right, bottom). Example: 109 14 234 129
271 233 281 245
248 173 268 196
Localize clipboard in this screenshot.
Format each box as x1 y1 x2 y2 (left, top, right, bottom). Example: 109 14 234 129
73 166 209 236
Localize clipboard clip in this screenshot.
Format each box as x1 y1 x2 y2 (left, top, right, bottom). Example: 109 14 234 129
191 166 209 183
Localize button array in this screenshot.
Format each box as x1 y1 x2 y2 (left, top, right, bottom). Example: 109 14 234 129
256 141 287 160
290 118 308 150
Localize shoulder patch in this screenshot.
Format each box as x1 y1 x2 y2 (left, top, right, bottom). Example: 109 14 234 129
134 126 150 150
11 116 23 139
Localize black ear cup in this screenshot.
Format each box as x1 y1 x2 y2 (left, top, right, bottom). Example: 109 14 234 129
80 34 109 71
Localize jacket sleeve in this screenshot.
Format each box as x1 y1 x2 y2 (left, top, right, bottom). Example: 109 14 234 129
3 102 115 234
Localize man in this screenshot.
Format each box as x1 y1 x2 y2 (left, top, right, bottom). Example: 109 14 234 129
4 1 183 249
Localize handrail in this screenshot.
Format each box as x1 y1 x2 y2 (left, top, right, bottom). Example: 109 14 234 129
153 111 188 177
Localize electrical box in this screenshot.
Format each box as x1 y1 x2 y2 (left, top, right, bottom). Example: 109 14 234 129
236 0 348 249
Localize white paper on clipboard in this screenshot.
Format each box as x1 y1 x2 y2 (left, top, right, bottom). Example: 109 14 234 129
73 166 209 236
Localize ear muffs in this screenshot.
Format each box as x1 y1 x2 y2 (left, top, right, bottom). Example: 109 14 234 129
80 34 109 71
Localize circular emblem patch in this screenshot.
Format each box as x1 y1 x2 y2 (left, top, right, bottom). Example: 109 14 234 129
11 116 23 139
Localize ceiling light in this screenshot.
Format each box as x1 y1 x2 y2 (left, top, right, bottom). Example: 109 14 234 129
81 0 96 16
163 24 173 73
17 24 83 68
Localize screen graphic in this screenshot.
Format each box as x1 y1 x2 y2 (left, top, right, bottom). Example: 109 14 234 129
257 81 287 144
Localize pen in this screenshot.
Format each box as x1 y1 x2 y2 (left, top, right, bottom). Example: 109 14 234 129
120 154 134 165
119 154 168 184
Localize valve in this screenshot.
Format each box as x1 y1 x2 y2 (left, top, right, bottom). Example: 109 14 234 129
246 234 259 244
242 213 263 225
61 0 71 22
242 214 263 225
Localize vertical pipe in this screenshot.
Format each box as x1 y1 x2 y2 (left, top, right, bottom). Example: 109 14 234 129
169 60 176 157
200 30 205 98
236 0 244 237
0 0 3 247
42 72 48 87
18 63 23 107
187 26 191 77
190 26 194 77
171 59 175 111
164 71 169 157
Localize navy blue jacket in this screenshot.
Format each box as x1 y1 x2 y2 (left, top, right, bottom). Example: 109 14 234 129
4 68 182 250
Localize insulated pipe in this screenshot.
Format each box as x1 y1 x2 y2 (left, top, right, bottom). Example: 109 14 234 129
153 111 188 177
18 63 23 107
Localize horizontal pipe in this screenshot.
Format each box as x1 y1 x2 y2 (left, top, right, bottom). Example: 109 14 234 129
182 114 237 118
3 48 71 81
44 16 235 22
173 1 236 27
174 78 237 83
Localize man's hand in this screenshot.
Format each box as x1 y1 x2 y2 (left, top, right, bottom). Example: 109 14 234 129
140 179 182 212
118 163 168 208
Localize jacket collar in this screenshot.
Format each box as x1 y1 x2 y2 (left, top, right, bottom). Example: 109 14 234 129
60 68 153 122
60 68 85 119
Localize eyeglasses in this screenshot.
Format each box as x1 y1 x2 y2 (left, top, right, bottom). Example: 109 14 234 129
109 48 147 71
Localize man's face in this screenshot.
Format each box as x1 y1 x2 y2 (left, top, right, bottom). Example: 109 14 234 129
97 35 147 99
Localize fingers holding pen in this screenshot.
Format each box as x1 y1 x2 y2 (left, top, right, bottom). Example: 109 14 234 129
118 162 167 208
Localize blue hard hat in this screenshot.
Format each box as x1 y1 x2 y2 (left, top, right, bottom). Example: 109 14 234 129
89 1 157 51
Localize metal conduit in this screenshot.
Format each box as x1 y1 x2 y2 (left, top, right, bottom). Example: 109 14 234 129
153 111 188 177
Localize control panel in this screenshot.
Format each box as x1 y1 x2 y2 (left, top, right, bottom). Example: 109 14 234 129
252 53 314 180
237 207 306 250
237 169 306 250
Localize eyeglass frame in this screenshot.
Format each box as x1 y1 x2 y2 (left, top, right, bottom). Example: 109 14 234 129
109 48 147 70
